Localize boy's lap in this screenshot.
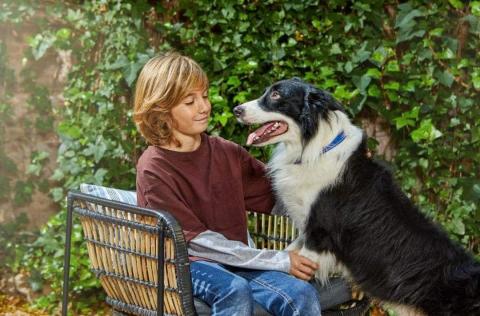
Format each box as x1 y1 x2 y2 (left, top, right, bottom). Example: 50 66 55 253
191 261 352 313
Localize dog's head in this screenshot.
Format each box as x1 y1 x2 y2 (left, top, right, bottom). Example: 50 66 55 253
234 77 344 146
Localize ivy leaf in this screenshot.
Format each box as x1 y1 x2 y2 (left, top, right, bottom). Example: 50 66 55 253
227 76 241 88
93 142 107 163
57 122 82 139
330 43 342 55
106 55 129 70
394 106 419 129
344 61 353 73
395 9 423 30
50 187 64 202
124 62 143 87
411 119 443 142
367 84 381 97
353 74 371 93
448 0 464 9
214 112 233 127
384 81 400 90
94 168 108 184
472 1 480 16
272 47 286 61
352 44 371 64
435 69 454 87
29 33 55 60
396 29 425 44
451 218 465 235
366 68 382 79
26 164 42 176
350 94 367 115
472 69 480 89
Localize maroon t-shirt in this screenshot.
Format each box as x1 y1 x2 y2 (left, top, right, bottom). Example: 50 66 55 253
136 133 275 245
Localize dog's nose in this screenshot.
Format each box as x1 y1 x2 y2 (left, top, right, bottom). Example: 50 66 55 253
233 105 244 117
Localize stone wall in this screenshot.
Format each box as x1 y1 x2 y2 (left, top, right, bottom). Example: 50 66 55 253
0 21 71 229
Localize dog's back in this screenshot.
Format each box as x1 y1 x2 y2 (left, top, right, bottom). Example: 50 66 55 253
303 137 480 315
443 264 480 315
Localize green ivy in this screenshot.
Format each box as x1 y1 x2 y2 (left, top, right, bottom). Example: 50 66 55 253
1 0 479 314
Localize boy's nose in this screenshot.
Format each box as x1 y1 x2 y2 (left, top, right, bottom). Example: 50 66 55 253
233 105 244 118
199 98 210 112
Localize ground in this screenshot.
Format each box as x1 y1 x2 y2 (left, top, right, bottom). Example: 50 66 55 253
0 293 48 316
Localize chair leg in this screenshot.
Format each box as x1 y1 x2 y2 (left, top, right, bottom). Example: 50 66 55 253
61 195 74 316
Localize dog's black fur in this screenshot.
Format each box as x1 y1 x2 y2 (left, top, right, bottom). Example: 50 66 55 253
306 139 480 315
236 78 480 315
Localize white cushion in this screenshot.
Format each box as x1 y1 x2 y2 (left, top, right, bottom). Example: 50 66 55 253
80 183 137 205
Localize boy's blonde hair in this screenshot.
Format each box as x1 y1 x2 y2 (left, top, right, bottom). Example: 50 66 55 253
133 52 208 146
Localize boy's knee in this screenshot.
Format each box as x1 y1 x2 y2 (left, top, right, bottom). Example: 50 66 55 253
292 281 321 314
219 277 254 307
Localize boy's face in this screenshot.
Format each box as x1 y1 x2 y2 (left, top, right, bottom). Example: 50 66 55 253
171 87 211 138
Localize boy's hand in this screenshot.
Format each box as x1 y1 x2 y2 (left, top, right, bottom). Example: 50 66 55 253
288 250 319 281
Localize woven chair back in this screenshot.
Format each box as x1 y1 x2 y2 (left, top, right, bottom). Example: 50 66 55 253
248 212 299 250
70 194 193 316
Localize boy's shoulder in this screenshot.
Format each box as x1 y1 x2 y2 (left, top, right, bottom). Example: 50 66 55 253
136 145 175 170
207 134 242 153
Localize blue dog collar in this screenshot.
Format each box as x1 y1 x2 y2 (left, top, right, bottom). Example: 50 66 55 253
322 130 347 154
294 131 347 164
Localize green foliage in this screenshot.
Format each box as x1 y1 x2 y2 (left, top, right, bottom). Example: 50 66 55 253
23 210 104 313
1 0 479 313
0 213 35 271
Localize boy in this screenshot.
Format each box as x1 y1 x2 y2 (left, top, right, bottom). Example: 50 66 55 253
134 52 321 315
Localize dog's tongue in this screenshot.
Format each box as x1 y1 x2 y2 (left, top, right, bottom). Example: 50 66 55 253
247 121 288 145
247 122 276 145
246 133 257 146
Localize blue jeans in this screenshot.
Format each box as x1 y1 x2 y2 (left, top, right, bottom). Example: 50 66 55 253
190 261 322 316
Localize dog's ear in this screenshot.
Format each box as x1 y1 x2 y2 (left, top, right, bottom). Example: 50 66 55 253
307 88 344 113
300 89 321 142
301 88 345 142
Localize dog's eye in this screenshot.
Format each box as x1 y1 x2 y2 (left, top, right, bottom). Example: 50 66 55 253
271 91 281 100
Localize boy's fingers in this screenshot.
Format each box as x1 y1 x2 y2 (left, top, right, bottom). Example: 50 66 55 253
299 257 319 270
292 269 312 281
296 264 315 277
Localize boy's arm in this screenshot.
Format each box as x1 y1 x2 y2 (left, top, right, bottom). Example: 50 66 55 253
189 230 290 273
238 146 275 214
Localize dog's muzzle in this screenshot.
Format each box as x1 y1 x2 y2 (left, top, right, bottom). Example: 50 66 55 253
233 105 244 119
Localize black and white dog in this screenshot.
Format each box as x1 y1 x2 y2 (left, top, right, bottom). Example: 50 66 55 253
233 78 480 316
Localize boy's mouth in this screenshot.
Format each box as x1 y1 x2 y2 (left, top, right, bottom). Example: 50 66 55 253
195 116 209 121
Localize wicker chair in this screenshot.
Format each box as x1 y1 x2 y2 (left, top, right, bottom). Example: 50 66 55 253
62 190 369 316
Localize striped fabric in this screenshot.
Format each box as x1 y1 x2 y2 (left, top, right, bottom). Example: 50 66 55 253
80 183 137 205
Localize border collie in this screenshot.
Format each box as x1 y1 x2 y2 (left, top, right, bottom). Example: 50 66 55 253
233 78 480 316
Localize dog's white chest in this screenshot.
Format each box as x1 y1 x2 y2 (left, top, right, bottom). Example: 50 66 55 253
270 157 343 229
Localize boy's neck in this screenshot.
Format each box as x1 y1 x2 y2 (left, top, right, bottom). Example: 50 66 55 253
162 133 202 152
